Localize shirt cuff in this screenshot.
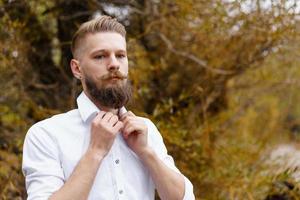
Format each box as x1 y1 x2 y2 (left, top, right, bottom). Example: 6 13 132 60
183 176 195 200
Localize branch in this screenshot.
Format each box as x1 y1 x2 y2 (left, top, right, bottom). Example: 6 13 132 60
29 82 58 90
28 74 58 90
158 33 235 75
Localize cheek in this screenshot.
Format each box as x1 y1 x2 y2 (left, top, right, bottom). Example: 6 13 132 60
81 68 98 82
123 69 129 76
121 61 129 74
83 64 107 77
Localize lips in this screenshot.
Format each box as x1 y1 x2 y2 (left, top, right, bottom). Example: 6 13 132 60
109 74 126 80
101 72 127 81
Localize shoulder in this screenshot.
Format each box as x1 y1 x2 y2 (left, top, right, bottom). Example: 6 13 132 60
139 117 156 130
42 109 80 125
25 109 79 141
139 117 164 140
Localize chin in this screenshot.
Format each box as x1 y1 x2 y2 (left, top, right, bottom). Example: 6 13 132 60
107 80 125 87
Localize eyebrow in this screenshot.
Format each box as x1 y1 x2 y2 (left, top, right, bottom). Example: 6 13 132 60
91 49 127 54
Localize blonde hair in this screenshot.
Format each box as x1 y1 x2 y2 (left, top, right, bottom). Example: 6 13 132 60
71 15 126 58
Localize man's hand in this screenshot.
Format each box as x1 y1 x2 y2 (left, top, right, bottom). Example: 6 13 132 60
89 111 123 158
120 111 148 156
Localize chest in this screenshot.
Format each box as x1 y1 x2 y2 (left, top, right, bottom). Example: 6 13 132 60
56 126 155 199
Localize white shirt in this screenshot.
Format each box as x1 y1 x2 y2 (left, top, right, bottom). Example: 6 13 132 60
22 92 195 200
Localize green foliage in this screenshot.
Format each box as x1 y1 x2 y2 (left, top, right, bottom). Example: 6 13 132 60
1 0 300 199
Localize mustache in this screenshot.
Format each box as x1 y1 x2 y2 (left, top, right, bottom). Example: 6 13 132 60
101 71 128 80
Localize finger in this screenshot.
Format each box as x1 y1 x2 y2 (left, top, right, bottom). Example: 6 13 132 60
122 125 134 138
122 118 144 129
120 111 135 120
121 116 135 126
102 112 113 122
92 111 106 124
122 118 136 131
109 115 119 125
123 123 143 136
113 121 124 132
97 111 106 119
122 126 143 139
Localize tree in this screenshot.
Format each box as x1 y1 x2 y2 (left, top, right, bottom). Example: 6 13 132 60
0 0 299 198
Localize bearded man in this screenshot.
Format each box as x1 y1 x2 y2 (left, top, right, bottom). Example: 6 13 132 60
22 15 195 200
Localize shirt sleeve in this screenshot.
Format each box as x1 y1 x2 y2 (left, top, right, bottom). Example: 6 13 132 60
145 119 195 200
22 125 65 200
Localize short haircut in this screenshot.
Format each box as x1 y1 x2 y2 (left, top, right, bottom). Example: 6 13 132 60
71 15 126 58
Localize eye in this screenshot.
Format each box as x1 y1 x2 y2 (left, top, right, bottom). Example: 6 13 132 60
94 54 106 59
116 54 126 59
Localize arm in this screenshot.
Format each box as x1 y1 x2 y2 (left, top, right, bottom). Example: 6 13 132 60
23 111 122 200
139 148 185 200
49 111 123 200
23 126 65 199
49 149 104 200
121 111 193 200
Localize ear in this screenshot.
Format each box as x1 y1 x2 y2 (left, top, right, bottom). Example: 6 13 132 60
70 59 82 80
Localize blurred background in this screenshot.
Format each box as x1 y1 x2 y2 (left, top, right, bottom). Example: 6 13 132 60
1 0 300 199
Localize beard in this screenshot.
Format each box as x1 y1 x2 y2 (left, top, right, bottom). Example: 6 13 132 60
85 73 132 109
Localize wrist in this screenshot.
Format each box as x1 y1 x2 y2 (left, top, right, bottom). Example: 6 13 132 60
85 147 106 163
136 147 155 161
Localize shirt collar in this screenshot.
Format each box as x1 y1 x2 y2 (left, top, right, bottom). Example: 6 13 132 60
77 92 127 123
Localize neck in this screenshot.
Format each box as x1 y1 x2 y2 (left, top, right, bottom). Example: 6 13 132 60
84 91 119 115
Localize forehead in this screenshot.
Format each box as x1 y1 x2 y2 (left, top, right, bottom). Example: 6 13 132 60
81 32 127 52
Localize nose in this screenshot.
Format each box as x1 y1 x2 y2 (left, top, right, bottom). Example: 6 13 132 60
107 54 120 71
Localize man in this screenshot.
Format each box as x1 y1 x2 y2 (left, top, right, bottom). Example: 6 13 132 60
22 15 195 200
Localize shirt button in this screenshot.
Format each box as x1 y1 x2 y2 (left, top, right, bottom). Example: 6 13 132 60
119 190 123 194
115 159 120 164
